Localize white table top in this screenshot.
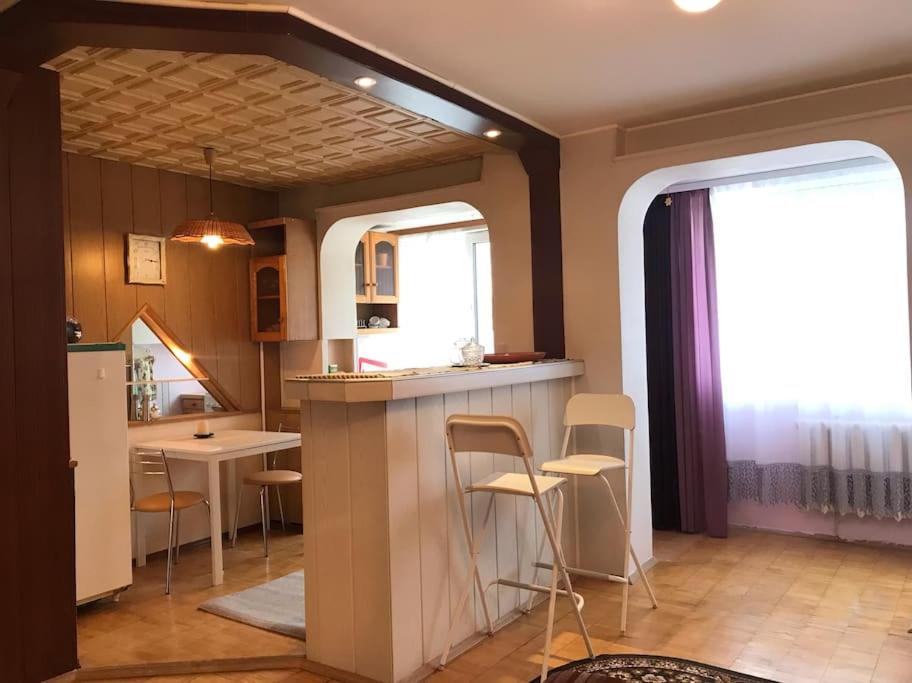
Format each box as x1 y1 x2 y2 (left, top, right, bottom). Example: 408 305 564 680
133 429 301 462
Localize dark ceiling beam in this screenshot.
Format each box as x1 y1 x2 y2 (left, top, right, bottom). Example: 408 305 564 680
0 0 556 154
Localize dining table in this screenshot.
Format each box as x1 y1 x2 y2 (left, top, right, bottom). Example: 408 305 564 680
133 429 302 585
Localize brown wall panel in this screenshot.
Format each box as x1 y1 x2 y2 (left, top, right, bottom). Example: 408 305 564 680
236 247 261 410
0 69 24 681
67 154 107 343
131 164 166 316
63 154 278 410
160 171 192 344
61 153 73 316
100 159 137 340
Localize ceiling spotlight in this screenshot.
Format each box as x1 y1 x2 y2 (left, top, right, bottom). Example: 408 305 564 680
483 129 502 139
673 0 722 12
354 76 377 89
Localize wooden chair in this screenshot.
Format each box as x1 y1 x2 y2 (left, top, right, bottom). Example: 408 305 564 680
130 448 210 594
438 414 594 681
231 424 302 557
536 393 658 634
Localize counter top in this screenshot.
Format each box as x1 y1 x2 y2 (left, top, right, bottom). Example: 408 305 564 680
284 359 584 403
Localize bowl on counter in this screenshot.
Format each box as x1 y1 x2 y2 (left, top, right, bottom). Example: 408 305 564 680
483 352 547 364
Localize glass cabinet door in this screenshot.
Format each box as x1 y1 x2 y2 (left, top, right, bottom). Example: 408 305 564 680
354 236 370 303
250 256 286 341
370 232 398 303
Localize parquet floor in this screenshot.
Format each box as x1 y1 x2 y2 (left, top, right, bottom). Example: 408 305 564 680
85 528 912 683
77 526 308 669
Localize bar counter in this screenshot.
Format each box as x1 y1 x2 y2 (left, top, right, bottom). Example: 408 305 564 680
284 360 587 682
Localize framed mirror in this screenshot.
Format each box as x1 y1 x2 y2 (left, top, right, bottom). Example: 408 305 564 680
115 305 239 422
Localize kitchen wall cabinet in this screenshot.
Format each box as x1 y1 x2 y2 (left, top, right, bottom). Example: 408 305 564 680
249 217 318 342
356 231 399 304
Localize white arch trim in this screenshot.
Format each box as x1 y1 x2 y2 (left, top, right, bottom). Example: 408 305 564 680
320 201 484 340
617 140 904 558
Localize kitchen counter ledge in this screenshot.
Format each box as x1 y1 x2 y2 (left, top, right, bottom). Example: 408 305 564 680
284 358 584 403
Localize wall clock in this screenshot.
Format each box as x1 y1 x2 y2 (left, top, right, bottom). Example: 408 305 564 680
126 234 167 285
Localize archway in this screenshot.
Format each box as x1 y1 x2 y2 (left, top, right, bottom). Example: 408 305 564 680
617 140 906 555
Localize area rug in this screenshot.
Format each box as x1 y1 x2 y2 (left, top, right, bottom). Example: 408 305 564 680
199 570 305 640
533 654 778 682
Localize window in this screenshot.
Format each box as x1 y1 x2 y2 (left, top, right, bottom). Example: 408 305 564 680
468 230 494 354
711 163 910 416
357 227 494 369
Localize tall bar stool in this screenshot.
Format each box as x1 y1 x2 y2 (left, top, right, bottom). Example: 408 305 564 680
231 424 302 557
130 448 210 595
534 393 658 634
439 414 594 681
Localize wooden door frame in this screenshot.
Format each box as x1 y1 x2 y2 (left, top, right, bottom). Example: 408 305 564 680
0 1 567 679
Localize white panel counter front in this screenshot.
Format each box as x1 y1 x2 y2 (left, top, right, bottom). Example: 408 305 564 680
285 360 613 683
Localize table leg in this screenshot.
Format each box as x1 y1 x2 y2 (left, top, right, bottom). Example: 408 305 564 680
261 452 271 530
226 459 237 543
208 459 224 586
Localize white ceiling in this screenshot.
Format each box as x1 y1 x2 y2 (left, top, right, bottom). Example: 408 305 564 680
195 0 912 135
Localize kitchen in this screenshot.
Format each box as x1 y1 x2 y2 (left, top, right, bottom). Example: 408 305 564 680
43 35 599 683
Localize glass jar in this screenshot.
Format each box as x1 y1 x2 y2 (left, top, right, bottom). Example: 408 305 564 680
460 338 485 367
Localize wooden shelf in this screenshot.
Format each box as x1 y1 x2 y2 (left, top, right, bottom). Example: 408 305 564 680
357 327 399 335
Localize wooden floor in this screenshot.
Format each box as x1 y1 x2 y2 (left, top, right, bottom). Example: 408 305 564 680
85 528 912 683
77 526 308 670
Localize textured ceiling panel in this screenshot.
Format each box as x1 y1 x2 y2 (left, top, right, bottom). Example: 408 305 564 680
44 47 495 188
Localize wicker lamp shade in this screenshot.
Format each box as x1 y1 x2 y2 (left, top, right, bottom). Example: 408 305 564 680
171 215 254 246
169 147 255 248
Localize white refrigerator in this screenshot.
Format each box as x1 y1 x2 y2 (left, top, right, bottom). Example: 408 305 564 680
68 344 133 604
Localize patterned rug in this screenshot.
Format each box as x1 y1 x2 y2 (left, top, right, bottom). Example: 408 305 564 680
534 654 778 682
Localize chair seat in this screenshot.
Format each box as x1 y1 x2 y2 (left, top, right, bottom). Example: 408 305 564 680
539 454 626 477
467 472 566 497
243 469 303 486
134 490 206 513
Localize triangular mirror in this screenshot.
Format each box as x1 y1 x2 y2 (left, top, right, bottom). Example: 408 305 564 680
115 305 239 421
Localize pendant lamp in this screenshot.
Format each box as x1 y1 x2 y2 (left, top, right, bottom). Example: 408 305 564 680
170 148 255 249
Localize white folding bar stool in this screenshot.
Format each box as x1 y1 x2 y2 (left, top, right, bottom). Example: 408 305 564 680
438 414 594 681
534 393 658 634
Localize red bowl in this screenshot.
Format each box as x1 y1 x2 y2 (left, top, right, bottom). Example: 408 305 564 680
483 352 547 364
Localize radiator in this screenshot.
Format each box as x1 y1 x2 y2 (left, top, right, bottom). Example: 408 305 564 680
728 420 912 520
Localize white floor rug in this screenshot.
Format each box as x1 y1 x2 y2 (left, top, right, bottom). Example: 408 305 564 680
199 570 306 640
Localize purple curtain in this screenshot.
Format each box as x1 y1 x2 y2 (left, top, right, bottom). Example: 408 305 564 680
670 190 728 538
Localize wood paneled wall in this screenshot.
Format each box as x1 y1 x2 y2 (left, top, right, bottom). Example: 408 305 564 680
62 153 278 410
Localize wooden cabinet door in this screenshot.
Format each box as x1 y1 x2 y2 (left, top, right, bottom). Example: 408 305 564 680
250 255 287 341
354 233 371 304
369 231 399 304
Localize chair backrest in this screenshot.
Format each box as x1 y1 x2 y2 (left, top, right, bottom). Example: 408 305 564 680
446 414 533 460
270 422 285 469
564 393 635 430
130 448 175 507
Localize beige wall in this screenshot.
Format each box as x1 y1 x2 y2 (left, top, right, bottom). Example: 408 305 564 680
278 151 533 384
561 78 912 563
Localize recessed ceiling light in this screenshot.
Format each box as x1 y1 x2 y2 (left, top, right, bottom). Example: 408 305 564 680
483 129 502 139
354 76 377 89
674 0 722 12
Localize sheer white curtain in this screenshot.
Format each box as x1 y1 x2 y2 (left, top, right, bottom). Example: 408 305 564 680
710 164 912 518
